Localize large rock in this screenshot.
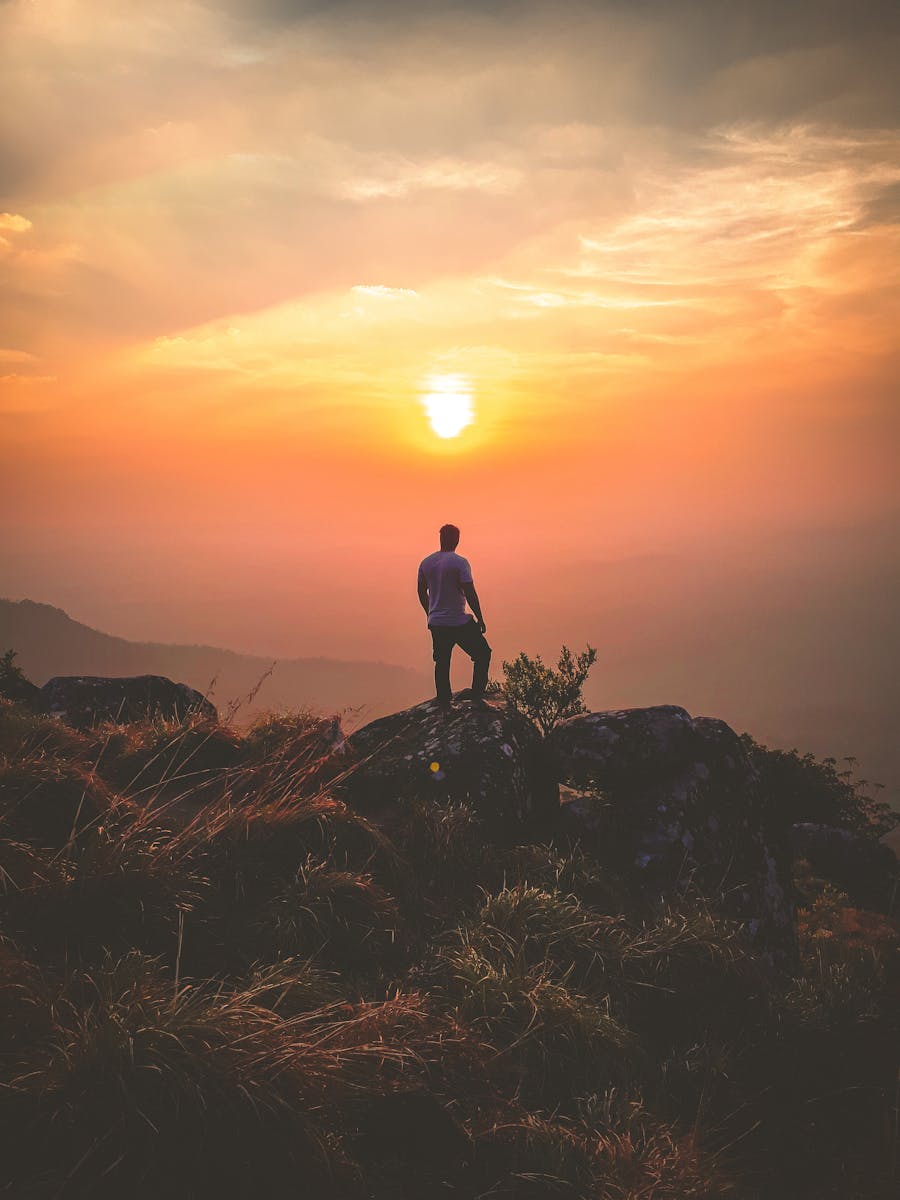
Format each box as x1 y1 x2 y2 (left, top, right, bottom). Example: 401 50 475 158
41 675 217 728
341 696 557 832
548 706 795 959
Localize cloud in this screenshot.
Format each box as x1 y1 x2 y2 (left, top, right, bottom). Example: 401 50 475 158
351 285 419 297
0 0 897 388
339 158 521 200
0 213 31 233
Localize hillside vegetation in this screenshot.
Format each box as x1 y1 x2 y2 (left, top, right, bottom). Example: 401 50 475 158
0 693 897 1199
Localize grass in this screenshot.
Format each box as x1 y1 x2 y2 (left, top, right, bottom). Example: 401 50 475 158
0 697 897 1198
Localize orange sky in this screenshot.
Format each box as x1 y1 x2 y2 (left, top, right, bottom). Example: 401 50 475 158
2 2 899 777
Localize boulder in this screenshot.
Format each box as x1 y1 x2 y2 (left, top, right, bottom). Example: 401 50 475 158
341 696 557 832
548 705 699 786
791 822 898 911
41 675 217 728
549 706 795 959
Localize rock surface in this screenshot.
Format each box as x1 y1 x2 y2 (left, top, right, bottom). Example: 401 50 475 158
548 706 795 958
342 696 557 831
41 675 217 728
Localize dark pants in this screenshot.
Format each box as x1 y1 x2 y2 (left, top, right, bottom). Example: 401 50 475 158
429 618 492 703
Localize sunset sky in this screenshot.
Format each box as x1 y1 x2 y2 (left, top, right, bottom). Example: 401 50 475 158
2 1 899 784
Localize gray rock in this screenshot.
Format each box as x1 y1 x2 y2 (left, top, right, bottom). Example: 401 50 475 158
547 705 699 786
41 675 217 728
549 706 795 959
342 696 557 832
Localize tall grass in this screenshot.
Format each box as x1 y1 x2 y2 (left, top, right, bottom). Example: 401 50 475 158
0 699 896 1198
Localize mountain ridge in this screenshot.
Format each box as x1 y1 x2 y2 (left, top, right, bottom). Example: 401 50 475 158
0 598 428 722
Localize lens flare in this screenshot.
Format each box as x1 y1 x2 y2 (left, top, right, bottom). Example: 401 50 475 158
421 374 474 438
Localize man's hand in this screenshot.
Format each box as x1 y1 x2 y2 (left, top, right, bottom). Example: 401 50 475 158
477 618 487 635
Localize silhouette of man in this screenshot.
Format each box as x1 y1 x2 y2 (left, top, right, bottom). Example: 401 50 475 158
417 524 491 708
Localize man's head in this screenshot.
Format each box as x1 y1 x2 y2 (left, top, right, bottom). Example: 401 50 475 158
439 523 460 551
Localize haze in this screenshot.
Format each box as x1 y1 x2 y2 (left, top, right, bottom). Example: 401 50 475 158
2 1 898 796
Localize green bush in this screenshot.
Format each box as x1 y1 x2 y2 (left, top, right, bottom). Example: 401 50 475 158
742 733 897 838
500 644 598 734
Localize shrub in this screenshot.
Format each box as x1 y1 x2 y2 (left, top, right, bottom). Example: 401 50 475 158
0 649 40 705
742 734 897 838
500 645 598 735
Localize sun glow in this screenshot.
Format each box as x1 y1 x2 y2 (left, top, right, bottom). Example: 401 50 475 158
421 374 474 438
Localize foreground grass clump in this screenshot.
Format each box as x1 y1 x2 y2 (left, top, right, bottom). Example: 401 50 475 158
0 700 897 1199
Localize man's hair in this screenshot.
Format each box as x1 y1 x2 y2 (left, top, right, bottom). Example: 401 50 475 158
439 523 460 549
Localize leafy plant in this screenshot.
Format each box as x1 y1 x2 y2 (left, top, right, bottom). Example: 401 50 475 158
742 734 898 838
0 649 41 705
500 644 598 735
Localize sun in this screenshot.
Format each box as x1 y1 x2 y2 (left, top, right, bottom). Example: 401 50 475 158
421 374 474 438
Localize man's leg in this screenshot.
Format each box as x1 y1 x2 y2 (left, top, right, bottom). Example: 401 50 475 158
454 619 492 697
430 626 454 704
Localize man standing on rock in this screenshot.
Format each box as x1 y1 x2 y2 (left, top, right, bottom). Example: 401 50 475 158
417 524 491 709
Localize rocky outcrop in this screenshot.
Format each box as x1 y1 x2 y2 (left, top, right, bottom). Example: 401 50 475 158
342 700 795 955
41 675 217 728
548 706 795 958
342 696 557 832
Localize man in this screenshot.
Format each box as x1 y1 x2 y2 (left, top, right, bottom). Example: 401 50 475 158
417 524 491 708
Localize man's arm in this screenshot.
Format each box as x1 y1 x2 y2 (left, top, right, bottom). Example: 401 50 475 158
417 571 430 616
462 581 486 634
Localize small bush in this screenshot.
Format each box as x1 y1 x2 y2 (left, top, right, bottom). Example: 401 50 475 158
743 734 897 838
500 644 598 735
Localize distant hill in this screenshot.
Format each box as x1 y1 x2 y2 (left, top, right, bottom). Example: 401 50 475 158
0 599 429 725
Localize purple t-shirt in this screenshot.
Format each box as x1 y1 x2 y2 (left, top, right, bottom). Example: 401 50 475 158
418 550 473 627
